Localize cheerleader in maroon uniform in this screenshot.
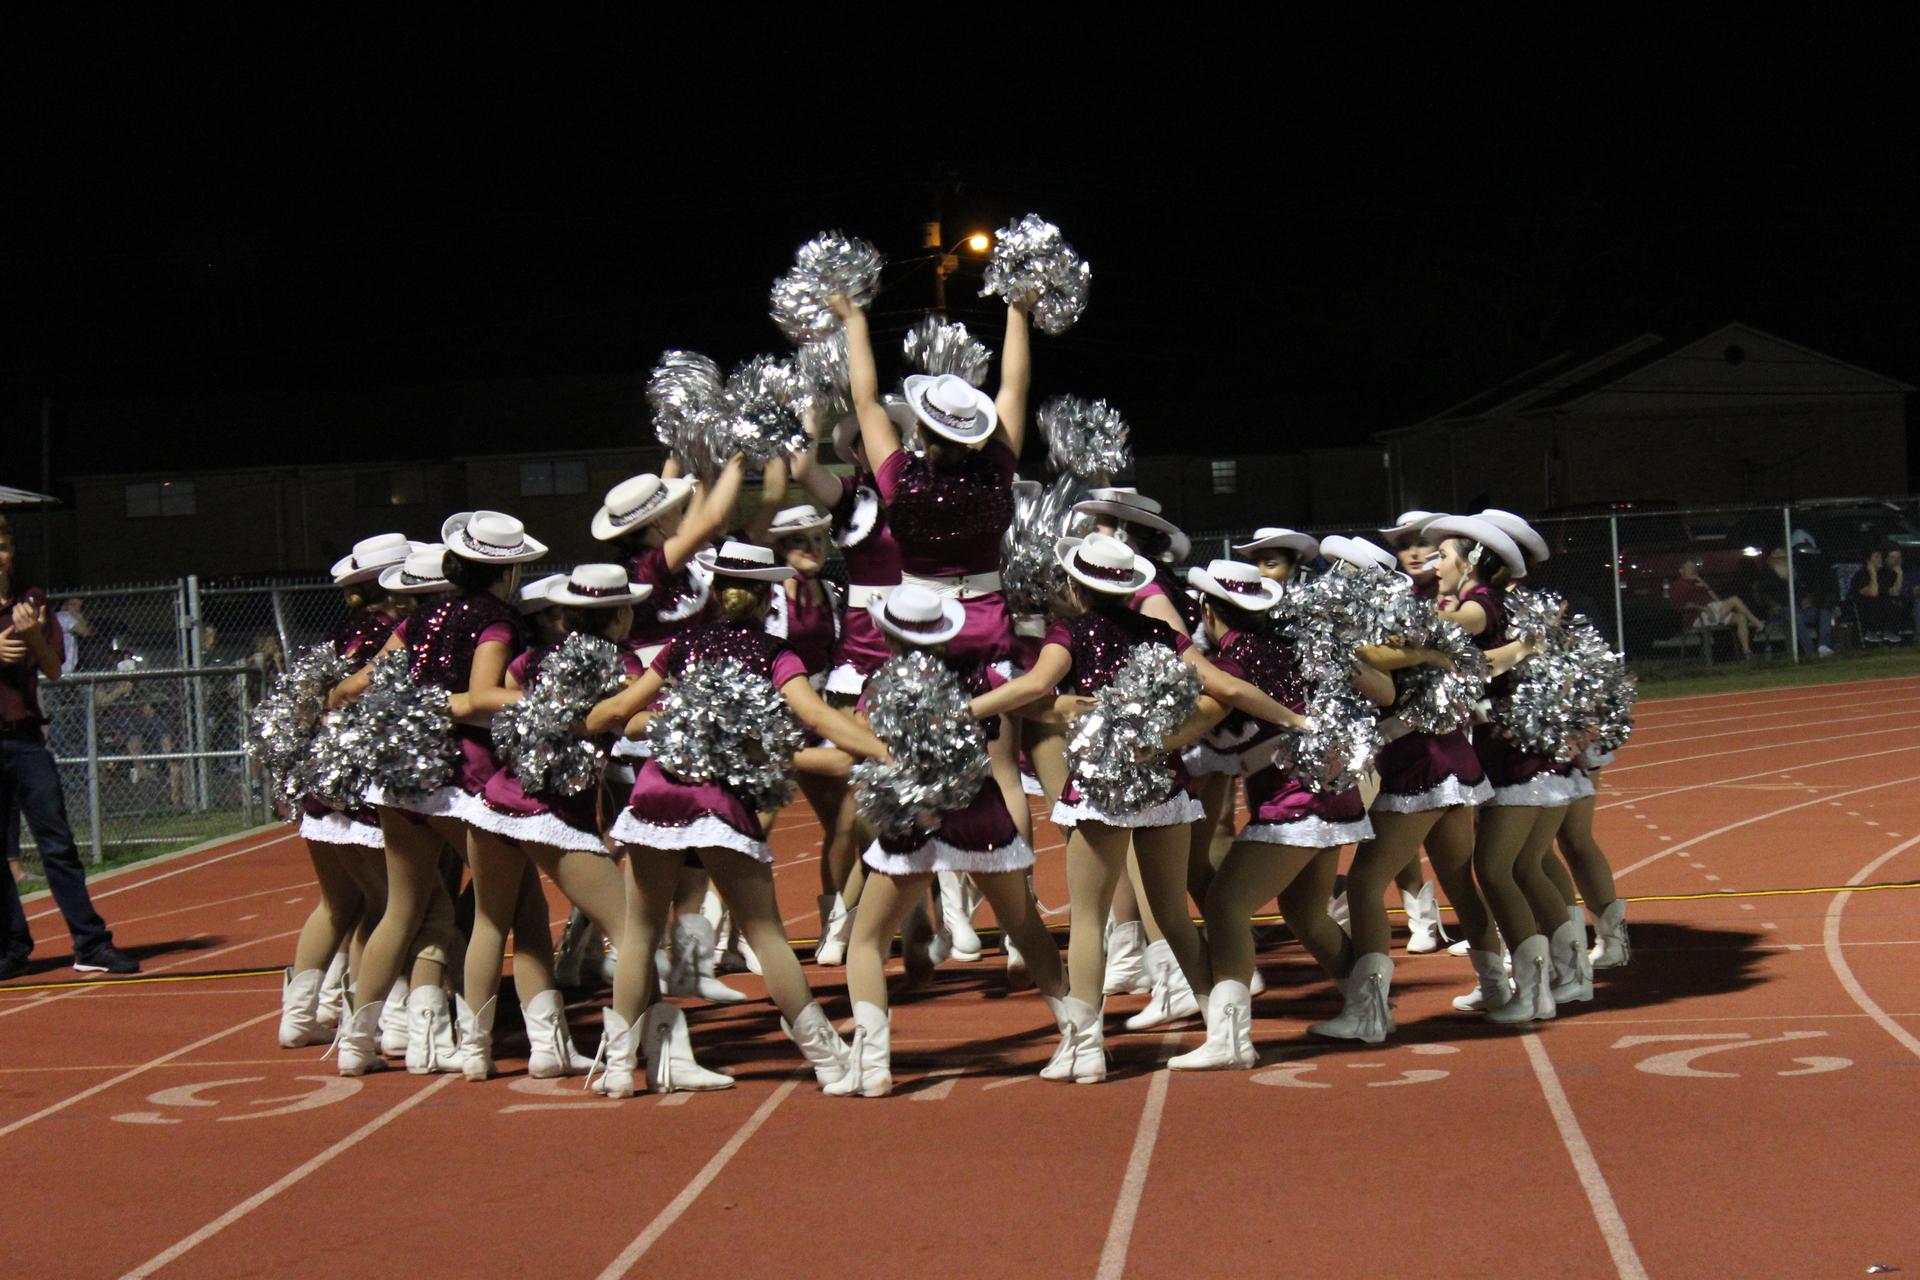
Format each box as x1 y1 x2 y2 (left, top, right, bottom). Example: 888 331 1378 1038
1425 515 1569 1024
1171 560 1397 1067
825 586 1069 1097
277 533 418 1049
329 512 548 1076
972 535 1311 1082
455 566 651 1080
582 541 892 1096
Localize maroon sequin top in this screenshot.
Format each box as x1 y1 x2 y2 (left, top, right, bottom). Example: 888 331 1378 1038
651 619 810 690
398 595 523 692
329 609 398 663
873 440 1017 577
1043 605 1190 696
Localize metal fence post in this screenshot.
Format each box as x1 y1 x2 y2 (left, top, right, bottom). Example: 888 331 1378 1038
1608 513 1626 656
84 684 103 865
186 574 211 808
1782 506 1800 663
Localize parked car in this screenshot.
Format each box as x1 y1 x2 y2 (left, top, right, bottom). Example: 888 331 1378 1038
1529 502 1740 649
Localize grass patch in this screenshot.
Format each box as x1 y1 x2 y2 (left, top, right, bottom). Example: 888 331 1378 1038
1631 647 1920 701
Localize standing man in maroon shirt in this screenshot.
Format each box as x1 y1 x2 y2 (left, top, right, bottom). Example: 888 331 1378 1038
0 516 137 978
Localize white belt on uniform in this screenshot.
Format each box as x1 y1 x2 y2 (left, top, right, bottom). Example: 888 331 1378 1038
900 570 1003 601
845 584 895 608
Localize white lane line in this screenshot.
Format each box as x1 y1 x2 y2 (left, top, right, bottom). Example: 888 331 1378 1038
1823 834 1920 1062
1632 674 1920 716
594 1074 804 1279
119 1074 459 1278
1095 1034 1178 1280
1614 777 1920 881
0 929 301 1021
1607 726 1916 775
1598 744 1920 811
26 833 297 922
1626 706 1920 750
1520 1035 1650 1280
1627 695 1920 735
90 882 313 931
0 1011 278 1139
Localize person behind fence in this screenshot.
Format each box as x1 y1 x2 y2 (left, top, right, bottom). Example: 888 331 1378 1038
1849 548 1903 644
1668 557 1760 657
0 514 140 979
1754 545 1834 658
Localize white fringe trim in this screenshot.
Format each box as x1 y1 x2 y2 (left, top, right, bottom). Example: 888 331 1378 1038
1371 776 1495 814
368 785 472 819
1020 771 1044 797
1577 747 1616 770
825 662 869 696
1486 774 1580 808
1239 815 1374 847
1567 771 1597 800
461 802 610 853
610 736 653 760
834 487 882 549
1051 791 1206 830
1181 743 1248 778
654 567 712 623
298 810 385 848
609 811 771 864
863 834 1034 876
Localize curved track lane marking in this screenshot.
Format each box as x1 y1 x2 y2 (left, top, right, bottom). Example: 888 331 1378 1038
1625 695 1920 735
1598 744 1920 811
1632 675 1920 716
1822 833 1920 1061
1620 706 1920 750
1613 776 1920 881
1608 725 1920 775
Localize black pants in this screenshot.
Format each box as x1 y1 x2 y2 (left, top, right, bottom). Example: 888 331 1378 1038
0 735 113 961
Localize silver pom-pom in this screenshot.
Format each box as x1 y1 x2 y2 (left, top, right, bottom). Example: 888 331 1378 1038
1002 474 1093 615
769 230 885 345
1065 643 1201 814
647 349 726 480
492 634 629 796
719 355 810 465
979 213 1091 336
646 658 804 812
901 316 993 386
1277 679 1381 794
1494 590 1620 764
1393 619 1491 736
249 642 350 808
1264 569 1400 790
794 330 851 420
358 651 457 799
850 651 991 839
1037 394 1130 481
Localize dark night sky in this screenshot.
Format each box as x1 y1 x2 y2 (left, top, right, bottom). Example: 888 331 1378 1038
4 19 1917 483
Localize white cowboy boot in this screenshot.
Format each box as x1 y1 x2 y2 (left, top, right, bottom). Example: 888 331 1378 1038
1453 949 1514 1012
1328 886 1351 933
1309 953 1395 1044
641 1002 734 1093
1589 900 1630 968
1402 881 1447 954
783 1002 852 1086
523 989 595 1079
277 968 329 1048
902 902 946 988
937 871 982 962
586 1008 640 1098
667 915 748 1004
330 996 386 1077
378 977 410 1057
1102 919 1151 996
398 985 455 1074
315 951 348 1035
1040 997 1106 1084
1169 981 1258 1071
1004 932 1034 991
1487 935 1555 1024
823 1001 893 1098
452 993 495 1081
1126 940 1200 1031
814 892 854 967
1549 917 1594 1004
1448 937 1473 957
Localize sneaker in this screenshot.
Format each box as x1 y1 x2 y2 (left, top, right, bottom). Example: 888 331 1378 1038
1816 644 1835 658
73 946 141 975
0 954 30 981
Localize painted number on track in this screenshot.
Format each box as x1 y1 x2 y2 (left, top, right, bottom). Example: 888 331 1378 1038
113 1075 362 1125
1610 1031 1853 1078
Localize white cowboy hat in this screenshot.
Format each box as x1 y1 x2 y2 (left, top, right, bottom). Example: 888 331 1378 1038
868 584 966 647
694 539 796 583
766 504 831 538
441 511 549 564
831 399 920 465
1188 559 1285 612
1422 515 1528 580
1056 533 1155 596
1378 510 1442 543
1072 488 1192 562
331 533 431 586
545 563 656 608
903 373 999 446
517 573 567 614
591 474 697 542
1477 509 1550 565
1324 534 1399 573
378 544 452 594
1232 526 1320 560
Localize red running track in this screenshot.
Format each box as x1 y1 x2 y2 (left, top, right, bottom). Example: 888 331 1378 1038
4 675 1920 1278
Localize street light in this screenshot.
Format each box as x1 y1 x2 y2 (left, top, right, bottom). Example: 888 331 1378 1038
932 231 992 313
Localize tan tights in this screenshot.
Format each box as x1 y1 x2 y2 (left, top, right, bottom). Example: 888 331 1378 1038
354 809 461 1010
1202 841 1350 987
845 867 1065 1010
292 838 385 975
1346 806 1498 956
1473 804 1573 949
1555 786 1618 914
1065 821 1205 1007
465 826 627 1013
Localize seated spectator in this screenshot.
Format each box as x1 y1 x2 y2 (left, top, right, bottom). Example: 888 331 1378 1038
1669 558 1760 657
1754 546 1835 657
53 599 90 675
1850 549 1903 642
1885 549 1918 643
